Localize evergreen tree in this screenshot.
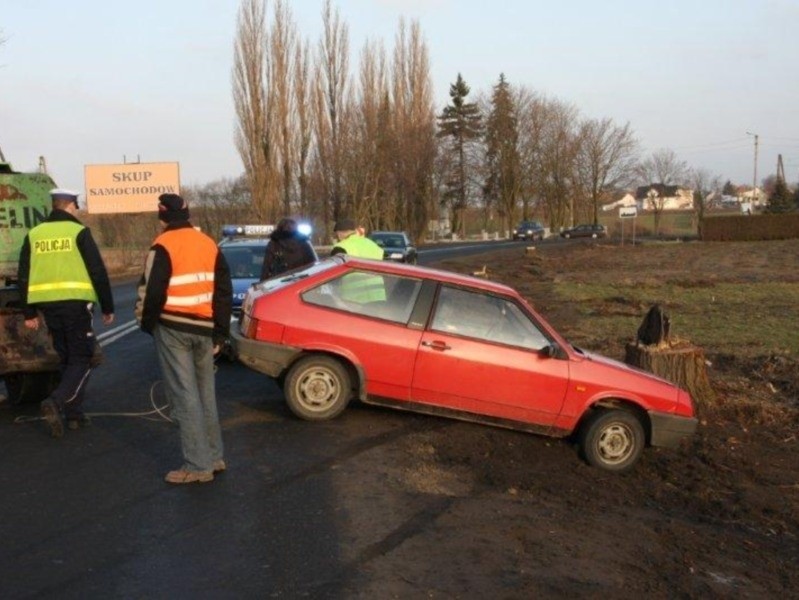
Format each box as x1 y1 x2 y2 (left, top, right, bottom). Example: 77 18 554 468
437 73 482 237
767 177 794 213
722 179 737 196
483 73 520 235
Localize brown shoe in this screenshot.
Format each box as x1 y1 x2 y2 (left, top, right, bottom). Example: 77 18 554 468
41 400 64 439
212 460 227 474
164 469 214 484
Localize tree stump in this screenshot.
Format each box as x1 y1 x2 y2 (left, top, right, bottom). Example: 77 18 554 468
625 341 716 406
625 305 716 407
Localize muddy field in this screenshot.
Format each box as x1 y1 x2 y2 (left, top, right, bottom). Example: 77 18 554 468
408 239 799 598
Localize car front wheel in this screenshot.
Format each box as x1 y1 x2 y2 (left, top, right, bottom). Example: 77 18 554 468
579 409 645 472
284 355 352 421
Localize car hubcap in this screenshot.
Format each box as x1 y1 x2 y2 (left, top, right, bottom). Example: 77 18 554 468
297 368 338 411
597 423 634 464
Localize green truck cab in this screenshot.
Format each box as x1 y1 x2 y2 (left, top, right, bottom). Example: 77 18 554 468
0 157 61 403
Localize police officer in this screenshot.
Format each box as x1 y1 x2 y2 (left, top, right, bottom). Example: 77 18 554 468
330 218 384 259
330 218 386 304
18 188 115 437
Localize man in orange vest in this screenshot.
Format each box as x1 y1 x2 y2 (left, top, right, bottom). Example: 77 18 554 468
135 193 232 484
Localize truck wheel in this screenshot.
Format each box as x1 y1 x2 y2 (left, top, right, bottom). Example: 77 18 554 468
3 372 59 405
579 409 645 472
284 355 352 421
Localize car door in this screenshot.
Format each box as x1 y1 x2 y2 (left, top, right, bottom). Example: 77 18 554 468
410 285 569 426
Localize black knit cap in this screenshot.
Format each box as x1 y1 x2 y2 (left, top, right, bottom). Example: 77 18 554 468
333 218 356 232
157 193 189 223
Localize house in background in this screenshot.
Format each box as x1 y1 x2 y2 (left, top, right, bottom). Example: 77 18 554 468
601 192 637 212
636 184 694 210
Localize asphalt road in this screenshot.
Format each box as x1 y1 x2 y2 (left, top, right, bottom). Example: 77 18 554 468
1 239 535 598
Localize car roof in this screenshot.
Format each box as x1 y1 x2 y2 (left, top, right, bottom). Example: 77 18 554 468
341 256 517 296
370 231 408 237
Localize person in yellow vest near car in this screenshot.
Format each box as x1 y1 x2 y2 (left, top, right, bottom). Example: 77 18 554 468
135 193 232 485
330 218 384 259
330 218 386 303
17 188 115 438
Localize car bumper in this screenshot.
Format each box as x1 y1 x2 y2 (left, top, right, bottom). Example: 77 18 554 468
648 411 698 448
229 326 302 378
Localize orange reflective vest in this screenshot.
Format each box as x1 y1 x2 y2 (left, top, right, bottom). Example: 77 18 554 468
154 228 219 320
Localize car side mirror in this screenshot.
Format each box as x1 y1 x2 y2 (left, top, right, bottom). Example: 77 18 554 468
539 343 562 359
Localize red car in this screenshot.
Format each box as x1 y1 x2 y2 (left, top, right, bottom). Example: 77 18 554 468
231 256 697 472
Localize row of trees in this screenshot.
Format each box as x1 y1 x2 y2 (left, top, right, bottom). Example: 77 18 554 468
185 0 779 243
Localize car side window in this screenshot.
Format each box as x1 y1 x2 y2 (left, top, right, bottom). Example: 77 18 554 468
303 271 422 324
430 286 550 350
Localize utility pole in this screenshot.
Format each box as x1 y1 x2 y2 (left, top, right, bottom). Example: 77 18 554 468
746 131 759 204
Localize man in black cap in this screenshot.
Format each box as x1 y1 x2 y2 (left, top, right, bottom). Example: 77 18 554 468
330 218 384 259
135 193 232 484
17 188 115 437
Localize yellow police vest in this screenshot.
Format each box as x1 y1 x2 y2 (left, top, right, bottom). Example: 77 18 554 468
27 221 98 304
333 234 385 259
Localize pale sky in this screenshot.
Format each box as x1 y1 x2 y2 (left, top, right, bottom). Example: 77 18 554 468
2 0 798 194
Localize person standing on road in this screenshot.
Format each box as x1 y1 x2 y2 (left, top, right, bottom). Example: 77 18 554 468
330 218 384 259
135 193 232 484
17 188 115 437
259 217 317 280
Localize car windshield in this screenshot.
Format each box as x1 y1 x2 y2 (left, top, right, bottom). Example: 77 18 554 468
220 246 266 279
370 234 405 248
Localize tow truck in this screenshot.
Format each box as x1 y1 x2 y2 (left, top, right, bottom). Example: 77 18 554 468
0 151 61 403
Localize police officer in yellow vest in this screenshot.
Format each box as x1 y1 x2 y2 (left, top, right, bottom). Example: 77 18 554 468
330 218 386 303
18 188 115 438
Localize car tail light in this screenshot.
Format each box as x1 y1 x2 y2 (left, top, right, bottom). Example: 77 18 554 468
241 314 259 338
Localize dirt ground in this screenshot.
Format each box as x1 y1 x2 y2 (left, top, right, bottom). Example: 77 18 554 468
409 239 799 598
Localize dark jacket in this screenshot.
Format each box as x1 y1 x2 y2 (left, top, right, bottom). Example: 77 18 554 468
259 230 317 280
18 208 114 320
136 222 232 346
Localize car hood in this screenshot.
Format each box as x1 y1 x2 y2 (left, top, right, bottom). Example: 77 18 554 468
578 347 678 387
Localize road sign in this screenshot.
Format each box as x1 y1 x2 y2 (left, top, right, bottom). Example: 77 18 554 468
619 206 638 219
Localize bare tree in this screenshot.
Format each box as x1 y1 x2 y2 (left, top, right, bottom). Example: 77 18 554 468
232 0 276 222
392 19 436 242
636 148 689 235
269 0 297 217
315 0 350 229
535 98 580 229
293 37 314 216
576 118 638 225
515 86 546 224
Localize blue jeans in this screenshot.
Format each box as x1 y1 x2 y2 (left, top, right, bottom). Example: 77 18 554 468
154 325 223 472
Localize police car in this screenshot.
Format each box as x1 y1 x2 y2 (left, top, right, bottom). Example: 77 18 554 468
218 224 275 316
218 223 315 316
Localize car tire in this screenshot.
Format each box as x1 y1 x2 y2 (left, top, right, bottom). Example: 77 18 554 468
284 355 352 421
579 408 645 472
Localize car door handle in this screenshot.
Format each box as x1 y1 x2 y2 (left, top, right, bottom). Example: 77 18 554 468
422 340 451 351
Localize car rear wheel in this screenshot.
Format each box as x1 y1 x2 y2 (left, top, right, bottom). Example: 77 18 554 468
579 409 645 472
284 355 352 421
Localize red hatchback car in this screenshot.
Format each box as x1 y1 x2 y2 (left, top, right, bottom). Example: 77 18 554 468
232 256 697 472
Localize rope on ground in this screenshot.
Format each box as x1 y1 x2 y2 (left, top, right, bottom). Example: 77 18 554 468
12 380 171 424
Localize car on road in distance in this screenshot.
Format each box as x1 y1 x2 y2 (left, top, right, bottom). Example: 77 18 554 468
368 231 418 264
512 220 546 241
560 223 607 239
231 256 697 472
